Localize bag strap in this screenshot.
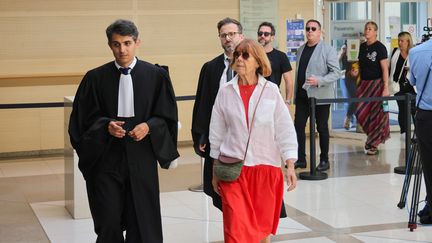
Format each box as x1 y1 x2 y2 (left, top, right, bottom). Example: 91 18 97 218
242 81 268 160
397 57 408 82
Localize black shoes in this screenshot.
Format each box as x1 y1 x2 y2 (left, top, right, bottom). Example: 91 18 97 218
420 215 432 224
418 203 430 218
293 160 329 171
294 161 307 169
316 160 329 171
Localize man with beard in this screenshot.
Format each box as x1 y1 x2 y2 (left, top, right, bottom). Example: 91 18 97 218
257 21 294 106
192 17 244 210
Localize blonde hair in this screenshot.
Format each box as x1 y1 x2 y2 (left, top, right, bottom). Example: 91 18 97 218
365 21 378 31
232 39 272 77
398 31 414 51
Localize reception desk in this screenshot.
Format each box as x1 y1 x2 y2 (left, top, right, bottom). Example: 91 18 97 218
64 96 91 219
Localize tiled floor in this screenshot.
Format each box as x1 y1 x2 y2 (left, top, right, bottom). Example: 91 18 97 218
1 131 432 243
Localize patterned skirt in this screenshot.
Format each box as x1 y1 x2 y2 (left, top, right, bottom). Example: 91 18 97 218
355 78 390 147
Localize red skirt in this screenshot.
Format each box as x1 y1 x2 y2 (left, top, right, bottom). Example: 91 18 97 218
219 164 284 243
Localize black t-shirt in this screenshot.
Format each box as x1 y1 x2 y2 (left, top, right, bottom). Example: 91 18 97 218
358 41 388 80
265 49 292 86
296 44 317 98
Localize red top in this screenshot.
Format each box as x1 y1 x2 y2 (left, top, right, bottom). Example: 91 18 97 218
238 83 257 127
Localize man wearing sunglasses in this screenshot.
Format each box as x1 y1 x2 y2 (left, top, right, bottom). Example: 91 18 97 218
257 22 294 105
192 17 244 211
293 19 340 172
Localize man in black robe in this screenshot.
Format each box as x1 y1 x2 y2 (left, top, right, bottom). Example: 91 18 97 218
192 17 244 210
68 19 179 243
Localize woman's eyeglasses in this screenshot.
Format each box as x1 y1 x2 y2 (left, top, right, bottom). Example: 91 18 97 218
305 27 318 32
257 31 271 37
233 51 250 60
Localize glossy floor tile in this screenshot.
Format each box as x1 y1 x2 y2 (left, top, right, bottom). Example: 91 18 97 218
1 132 432 242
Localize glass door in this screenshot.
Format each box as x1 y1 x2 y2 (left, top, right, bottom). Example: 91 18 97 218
324 0 431 131
324 0 372 130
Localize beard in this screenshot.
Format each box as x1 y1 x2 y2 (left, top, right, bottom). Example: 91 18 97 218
222 42 236 53
258 38 270 47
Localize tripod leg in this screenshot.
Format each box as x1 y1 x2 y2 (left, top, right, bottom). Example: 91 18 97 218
408 145 422 231
398 144 416 208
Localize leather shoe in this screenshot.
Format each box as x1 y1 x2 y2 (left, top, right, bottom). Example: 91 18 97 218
294 161 307 169
316 160 329 171
418 203 430 218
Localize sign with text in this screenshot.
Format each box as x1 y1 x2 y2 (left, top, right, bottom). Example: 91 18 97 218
331 20 364 40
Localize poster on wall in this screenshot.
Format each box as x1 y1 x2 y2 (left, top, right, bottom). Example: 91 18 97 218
240 0 278 46
286 19 305 62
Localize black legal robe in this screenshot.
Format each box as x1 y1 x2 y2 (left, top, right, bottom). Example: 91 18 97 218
192 54 225 210
69 59 179 243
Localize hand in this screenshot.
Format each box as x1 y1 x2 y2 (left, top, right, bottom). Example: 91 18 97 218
108 121 126 138
199 144 206 152
212 172 220 195
306 75 319 87
285 160 297 192
128 122 150 142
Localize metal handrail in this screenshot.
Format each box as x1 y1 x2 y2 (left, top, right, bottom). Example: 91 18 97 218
300 94 415 180
0 95 196 109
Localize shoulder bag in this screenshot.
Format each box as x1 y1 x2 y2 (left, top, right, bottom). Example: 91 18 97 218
213 81 267 182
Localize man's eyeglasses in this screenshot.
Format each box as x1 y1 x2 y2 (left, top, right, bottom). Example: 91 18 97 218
233 51 250 60
219 32 239 39
257 31 272 37
306 27 318 32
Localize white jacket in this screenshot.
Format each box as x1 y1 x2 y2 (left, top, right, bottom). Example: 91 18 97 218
209 75 298 167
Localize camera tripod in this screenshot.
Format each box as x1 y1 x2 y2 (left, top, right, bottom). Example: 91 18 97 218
397 134 423 231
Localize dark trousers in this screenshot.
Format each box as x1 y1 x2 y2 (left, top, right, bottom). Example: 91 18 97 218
395 92 416 133
415 109 432 217
86 140 162 243
86 154 142 243
294 97 331 163
203 155 223 210
345 78 358 118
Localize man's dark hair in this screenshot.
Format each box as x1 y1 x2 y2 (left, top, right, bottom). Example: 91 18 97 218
217 17 243 34
306 19 322 29
106 19 139 42
258 22 275 35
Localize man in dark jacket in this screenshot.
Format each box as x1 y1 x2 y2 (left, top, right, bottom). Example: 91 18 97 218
192 17 244 209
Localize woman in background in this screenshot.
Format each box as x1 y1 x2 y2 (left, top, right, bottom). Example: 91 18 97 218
356 21 390 155
343 61 360 130
389 31 416 137
209 39 298 243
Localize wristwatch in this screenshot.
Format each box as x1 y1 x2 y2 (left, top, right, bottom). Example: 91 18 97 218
284 100 291 105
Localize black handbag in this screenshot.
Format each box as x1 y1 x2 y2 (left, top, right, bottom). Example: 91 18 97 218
213 82 267 182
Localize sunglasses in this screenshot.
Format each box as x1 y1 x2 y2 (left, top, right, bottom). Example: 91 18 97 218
233 51 250 60
306 27 318 32
257 31 272 37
